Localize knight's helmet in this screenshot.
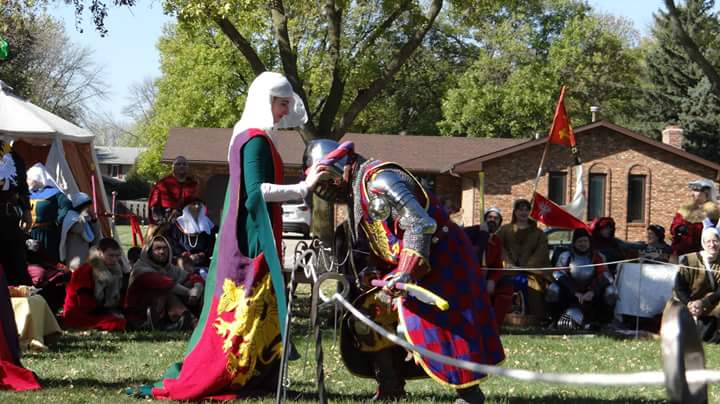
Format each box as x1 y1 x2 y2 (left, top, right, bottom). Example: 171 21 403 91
302 139 350 202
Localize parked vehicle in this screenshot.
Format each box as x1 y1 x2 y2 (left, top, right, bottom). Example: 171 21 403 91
282 199 311 237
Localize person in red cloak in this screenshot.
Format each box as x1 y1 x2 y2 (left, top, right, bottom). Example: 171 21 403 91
62 237 126 331
147 156 198 225
465 207 512 328
670 179 719 259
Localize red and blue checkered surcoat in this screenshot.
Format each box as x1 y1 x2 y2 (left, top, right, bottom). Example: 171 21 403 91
359 164 505 387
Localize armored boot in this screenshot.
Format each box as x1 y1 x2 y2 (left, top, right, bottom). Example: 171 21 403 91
371 349 406 401
454 385 485 404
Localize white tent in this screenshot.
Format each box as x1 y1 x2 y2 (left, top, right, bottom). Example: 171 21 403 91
0 80 114 237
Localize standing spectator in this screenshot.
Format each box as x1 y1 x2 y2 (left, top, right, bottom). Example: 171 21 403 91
59 192 100 270
168 198 216 272
546 228 616 329
0 135 33 286
125 236 202 331
63 238 126 331
590 217 626 275
497 199 550 318
26 163 71 263
147 156 198 225
670 179 719 258
671 227 720 343
639 224 672 262
465 207 513 327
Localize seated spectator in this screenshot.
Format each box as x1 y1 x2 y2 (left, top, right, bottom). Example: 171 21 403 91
638 224 672 262
125 236 203 331
127 246 142 267
59 192 100 271
26 163 71 263
63 238 126 331
670 227 720 343
590 217 626 275
9 286 62 352
25 238 70 314
546 228 617 330
168 198 216 272
497 199 550 318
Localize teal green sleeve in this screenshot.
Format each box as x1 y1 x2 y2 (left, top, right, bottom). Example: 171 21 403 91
56 192 72 226
237 136 275 257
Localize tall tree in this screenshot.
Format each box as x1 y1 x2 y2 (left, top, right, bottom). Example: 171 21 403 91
0 7 108 124
643 0 720 160
65 0 445 141
440 1 643 138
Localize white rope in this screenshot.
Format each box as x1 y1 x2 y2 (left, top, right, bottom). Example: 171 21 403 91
331 292 720 386
484 256 720 274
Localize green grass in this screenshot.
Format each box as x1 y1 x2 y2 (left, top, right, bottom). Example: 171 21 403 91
114 224 146 252
3 283 720 404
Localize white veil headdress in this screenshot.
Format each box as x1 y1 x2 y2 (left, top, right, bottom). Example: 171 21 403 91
229 72 307 160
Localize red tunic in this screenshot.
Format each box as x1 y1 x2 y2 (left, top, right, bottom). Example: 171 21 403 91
62 263 126 331
483 234 514 327
147 175 198 224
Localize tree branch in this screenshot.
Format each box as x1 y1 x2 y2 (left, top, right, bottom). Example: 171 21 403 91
269 0 317 139
663 0 720 98
353 3 408 59
317 0 345 135
213 16 267 76
332 0 443 138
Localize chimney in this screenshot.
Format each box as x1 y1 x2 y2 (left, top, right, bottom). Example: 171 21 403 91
590 106 600 122
662 125 685 149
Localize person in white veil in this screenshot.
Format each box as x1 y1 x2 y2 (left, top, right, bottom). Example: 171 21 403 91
168 198 216 276
26 162 71 263
148 72 326 400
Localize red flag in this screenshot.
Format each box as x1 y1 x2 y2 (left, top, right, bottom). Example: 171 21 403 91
531 192 588 230
548 86 576 148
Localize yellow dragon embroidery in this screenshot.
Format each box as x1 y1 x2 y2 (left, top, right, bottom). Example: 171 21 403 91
213 276 283 386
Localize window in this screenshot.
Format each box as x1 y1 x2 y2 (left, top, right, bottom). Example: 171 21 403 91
587 174 606 220
548 172 567 205
627 175 646 223
110 165 120 178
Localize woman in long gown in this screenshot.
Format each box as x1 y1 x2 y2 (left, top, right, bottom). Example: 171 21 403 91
146 72 324 400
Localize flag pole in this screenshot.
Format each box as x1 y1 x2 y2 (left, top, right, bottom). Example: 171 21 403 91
529 139 551 211
530 85 568 210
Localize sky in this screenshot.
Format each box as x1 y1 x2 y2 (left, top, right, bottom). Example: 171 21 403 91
45 1 678 124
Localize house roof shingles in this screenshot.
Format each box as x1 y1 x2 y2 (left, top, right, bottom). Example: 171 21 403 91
162 128 524 172
95 146 146 165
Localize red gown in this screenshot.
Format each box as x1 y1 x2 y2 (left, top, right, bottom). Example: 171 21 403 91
0 265 41 391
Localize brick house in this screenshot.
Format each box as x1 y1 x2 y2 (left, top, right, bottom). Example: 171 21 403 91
448 121 720 241
162 121 720 241
162 128 522 222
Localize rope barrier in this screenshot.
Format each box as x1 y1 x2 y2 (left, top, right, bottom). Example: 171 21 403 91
330 292 720 386
481 256 720 274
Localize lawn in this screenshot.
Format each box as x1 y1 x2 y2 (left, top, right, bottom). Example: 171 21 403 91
114 224 145 252
2 285 719 404
55 226 713 403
